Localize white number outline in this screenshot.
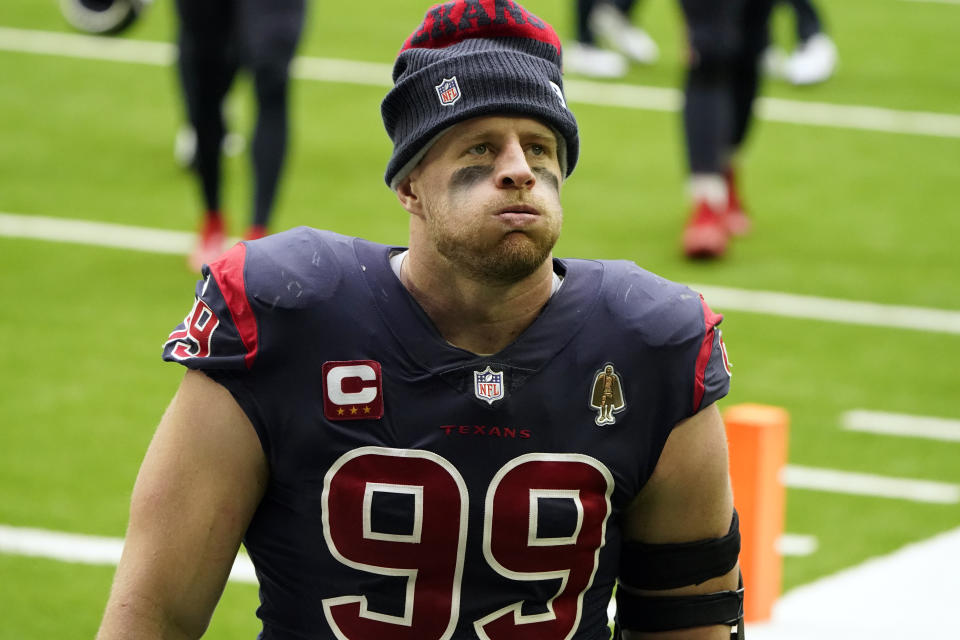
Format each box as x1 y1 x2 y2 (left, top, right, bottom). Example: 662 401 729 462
321 449 614 640
362 482 424 544
320 447 469 639
475 453 614 640
528 489 584 547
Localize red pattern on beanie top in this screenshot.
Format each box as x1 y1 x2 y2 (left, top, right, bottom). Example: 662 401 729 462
400 0 562 56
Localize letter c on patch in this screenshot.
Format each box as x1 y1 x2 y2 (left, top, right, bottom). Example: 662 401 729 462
322 360 384 421
326 364 378 405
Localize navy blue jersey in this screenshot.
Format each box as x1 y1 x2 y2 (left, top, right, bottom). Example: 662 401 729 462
163 227 731 640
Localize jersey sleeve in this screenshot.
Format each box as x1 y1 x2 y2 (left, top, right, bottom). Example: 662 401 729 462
161 242 272 454
692 295 732 413
162 242 259 370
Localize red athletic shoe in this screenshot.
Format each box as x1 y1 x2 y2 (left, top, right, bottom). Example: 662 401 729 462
188 215 226 272
724 168 751 236
683 200 729 259
245 224 268 241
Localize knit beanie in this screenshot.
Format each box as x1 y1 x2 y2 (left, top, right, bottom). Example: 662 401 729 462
381 0 579 189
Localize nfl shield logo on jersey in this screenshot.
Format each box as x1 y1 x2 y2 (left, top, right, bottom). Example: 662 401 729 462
474 366 504 405
435 76 461 106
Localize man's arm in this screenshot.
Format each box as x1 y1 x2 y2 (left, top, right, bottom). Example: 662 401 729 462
97 369 268 639
621 402 740 640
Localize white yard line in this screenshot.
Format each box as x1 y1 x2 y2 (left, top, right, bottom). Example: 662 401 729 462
0 526 814 572
783 465 960 504
689 282 960 335
899 0 960 5
0 460 950 574
0 524 257 583
0 26 174 64
0 525 124 566
842 410 960 442
2 27 960 139
777 534 818 557
0 212 240 253
0 213 194 254
4 211 960 335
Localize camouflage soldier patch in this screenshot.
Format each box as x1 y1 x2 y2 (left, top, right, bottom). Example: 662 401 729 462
589 363 625 426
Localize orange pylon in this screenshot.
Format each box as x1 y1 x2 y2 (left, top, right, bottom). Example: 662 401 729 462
724 403 789 622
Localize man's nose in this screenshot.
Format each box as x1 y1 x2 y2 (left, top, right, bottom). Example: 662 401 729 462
494 141 536 190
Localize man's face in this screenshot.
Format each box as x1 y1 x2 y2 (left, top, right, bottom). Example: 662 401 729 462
401 116 564 285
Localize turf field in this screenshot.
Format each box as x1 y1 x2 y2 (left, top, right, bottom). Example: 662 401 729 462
1 0 958 637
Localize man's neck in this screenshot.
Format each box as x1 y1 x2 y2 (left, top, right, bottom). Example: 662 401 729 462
398 251 555 356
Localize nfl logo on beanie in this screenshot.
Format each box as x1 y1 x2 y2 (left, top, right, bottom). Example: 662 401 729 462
435 76 462 106
381 0 580 189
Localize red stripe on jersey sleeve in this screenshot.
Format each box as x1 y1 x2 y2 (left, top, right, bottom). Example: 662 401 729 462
209 243 259 369
692 295 723 412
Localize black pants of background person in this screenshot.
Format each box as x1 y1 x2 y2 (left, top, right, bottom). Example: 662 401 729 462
175 0 306 241
679 0 775 175
782 0 822 43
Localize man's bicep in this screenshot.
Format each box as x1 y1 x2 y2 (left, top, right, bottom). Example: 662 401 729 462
626 402 733 543
619 403 740 639
101 370 267 638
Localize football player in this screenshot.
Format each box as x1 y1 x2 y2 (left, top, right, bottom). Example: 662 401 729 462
174 0 307 271
97 1 743 638
679 0 776 259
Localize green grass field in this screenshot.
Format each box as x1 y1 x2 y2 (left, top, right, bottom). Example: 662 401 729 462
1 0 959 637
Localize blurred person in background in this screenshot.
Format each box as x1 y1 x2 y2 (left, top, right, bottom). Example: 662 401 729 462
175 0 307 271
679 0 775 259
764 0 837 86
564 0 659 78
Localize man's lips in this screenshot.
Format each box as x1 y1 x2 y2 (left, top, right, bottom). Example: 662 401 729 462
495 204 541 226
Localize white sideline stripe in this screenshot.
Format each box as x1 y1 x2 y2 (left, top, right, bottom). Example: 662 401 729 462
842 409 960 442
6 520 960 640
4 211 960 335
690 282 960 335
747 525 960 639
783 465 960 504
2 26 960 139
0 525 258 583
900 0 960 5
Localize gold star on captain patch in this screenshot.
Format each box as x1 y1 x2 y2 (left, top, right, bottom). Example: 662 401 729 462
350 407 358 415
337 408 344 415
363 406 371 414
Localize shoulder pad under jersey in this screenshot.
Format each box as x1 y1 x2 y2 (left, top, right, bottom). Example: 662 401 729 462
162 227 360 371
597 259 732 413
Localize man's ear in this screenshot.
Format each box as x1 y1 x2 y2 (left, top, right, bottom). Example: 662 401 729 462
395 175 423 216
